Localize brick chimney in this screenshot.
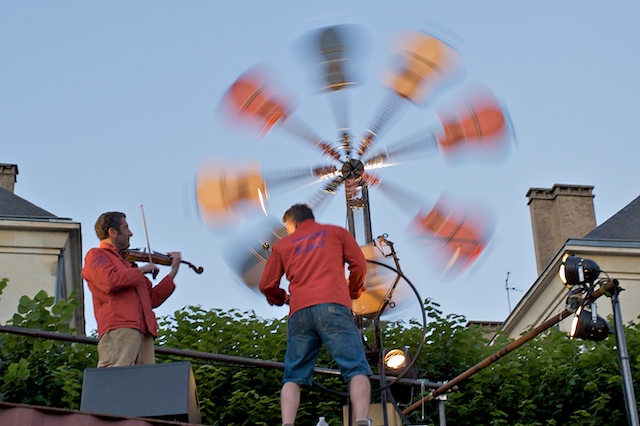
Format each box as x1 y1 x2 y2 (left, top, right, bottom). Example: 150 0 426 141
0 163 18 193
526 184 596 275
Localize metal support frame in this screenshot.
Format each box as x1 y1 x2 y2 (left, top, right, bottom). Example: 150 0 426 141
345 179 439 425
345 180 374 245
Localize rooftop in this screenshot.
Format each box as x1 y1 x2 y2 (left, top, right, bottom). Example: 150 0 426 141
0 186 57 220
584 195 640 241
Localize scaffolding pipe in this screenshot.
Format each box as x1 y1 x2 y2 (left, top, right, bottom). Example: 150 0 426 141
0 325 440 389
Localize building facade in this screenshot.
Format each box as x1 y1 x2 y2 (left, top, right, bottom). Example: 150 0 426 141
502 184 640 339
0 163 85 334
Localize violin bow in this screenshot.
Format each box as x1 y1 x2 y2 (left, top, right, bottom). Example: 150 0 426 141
140 204 158 279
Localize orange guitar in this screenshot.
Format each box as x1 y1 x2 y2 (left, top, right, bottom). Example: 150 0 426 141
196 161 267 227
385 31 460 103
225 68 290 137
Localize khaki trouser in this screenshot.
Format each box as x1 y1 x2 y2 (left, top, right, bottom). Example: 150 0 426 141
97 328 155 368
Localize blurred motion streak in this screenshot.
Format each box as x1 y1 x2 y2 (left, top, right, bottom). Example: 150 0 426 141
317 25 357 92
436 87 513 164
409 195 495 276
386 30 461 103
358 30 461 157
195 159 267 231
223 66 342 161
221 216 287 291
362 88 512 169
207 23 514 306
223 66 291 138
352 244 410 317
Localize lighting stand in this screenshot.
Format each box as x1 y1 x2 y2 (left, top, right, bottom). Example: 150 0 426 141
356 236 404 426
348 180 431 425
437 394 447 426
610 287 639 426
363 235 431 426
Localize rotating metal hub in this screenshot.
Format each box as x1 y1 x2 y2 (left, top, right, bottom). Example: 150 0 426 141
341 157 365 181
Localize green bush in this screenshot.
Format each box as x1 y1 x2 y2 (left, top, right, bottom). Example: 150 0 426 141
0 282 97 409
0 280 638 425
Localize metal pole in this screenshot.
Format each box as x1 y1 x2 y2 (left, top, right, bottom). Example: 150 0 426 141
375 319 390 426
437 395 447 426
611 289 639 426
505 272 512 313
0 325 433 388
361 183 373 244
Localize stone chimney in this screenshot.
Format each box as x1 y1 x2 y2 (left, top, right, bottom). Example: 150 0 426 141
0 163 18 193
526 184 596 275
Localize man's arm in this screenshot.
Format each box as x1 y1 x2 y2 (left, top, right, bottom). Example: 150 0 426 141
150 251 180 307
150 275 176 308
259 251 288 306
343 232 367 299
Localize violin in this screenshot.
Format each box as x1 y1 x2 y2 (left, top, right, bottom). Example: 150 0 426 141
121 248 204 275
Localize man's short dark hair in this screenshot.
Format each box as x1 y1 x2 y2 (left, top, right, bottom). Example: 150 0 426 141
282 204 314 225
95 212 126 240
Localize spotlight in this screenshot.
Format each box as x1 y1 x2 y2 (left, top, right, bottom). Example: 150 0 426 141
384 349 407 370
383 347 419 405
383 347 418 380
559 255 601 287
570 303 610 341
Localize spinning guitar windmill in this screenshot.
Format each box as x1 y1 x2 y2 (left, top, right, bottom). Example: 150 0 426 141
195 24 513 317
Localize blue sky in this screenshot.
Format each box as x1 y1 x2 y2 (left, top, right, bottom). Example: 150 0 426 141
2 2 639 335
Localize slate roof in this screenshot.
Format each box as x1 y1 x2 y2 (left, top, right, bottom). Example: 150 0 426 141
584 195 640 241
0 186 57 219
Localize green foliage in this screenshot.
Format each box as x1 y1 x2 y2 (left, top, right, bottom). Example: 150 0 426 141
0 283 638 426
0 277 7 295
156 306 348 425
0 287 98 408
445 321 637 426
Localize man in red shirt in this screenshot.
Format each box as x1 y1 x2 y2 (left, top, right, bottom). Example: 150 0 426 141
259 204 371 426
83 211 180 367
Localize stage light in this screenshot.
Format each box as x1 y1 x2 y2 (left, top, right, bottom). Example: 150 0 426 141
384 349 407 370
558 255 601 287
570 303 610 341
383 347 419 405
384 347 418 380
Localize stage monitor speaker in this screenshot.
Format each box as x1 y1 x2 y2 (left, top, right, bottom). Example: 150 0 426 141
81 362 201 424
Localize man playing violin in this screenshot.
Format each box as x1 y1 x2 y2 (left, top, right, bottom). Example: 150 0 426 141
82 211 181 367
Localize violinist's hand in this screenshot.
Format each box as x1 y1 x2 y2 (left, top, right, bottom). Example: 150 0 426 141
140 263 159 278
168 251 181 278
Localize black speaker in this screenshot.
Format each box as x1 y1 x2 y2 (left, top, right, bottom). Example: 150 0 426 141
81 362 201 423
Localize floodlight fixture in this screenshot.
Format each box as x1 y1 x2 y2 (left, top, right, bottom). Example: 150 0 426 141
384 348 407 370
570 303 610 341
558 254 601 287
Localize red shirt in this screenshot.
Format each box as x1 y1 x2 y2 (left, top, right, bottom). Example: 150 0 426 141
82 242 175 338
259 219 367 316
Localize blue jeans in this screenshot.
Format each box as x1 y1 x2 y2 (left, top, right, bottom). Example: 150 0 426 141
283 303 372 385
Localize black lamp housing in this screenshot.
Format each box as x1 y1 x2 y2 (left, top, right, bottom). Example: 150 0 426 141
571 306 611 341
559 255 601 287
383 347 418 379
